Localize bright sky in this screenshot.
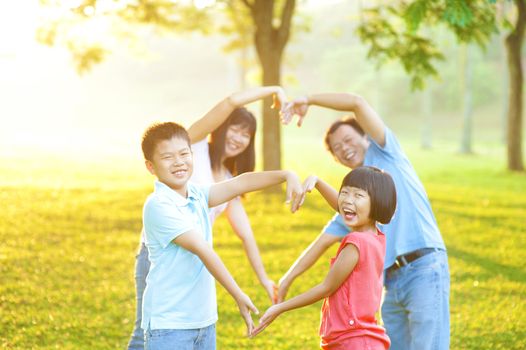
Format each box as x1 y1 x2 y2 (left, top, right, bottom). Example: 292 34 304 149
0 0 343 159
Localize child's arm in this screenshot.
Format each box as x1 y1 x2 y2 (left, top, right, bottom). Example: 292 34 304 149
251 243 359 337
301 175 339 211
208 170 303 212
283 93 386 147
226 198 276 304
173 229 259 336
187 86 287 143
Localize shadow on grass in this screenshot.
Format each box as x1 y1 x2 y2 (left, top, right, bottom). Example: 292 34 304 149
447 245 526 284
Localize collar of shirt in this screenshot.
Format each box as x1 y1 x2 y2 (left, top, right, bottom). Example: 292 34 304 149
153 180 200 206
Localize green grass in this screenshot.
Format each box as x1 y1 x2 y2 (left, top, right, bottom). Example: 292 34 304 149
1 141 525 349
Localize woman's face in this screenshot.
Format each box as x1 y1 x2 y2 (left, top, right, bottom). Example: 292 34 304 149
223 123 252 159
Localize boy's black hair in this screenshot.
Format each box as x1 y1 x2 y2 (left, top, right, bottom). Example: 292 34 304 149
324 115 365 154
141 122 190 161
340 166 397 224
209 107 257 176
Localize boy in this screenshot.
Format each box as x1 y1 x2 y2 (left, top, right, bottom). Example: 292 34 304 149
140 121 303 349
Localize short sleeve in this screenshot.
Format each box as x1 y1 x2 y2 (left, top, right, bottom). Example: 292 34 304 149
143 197 193 249
322 213 350 237
367 127 403 160
190 140 214 185
341 233 362 254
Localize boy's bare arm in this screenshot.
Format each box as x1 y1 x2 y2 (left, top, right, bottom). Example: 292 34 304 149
173 230 258 335
252 244 359 337
187 86 287 143
208 170 303 212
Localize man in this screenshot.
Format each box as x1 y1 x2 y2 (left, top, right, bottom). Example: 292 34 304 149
278 93 450 350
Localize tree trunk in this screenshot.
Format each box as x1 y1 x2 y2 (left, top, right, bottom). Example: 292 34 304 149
460 44 474 154
260 55 282 170
504 0 525 171
249 0 295 171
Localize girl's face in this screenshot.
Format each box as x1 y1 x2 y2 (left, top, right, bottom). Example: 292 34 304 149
338 185 376 232
224 123 252 159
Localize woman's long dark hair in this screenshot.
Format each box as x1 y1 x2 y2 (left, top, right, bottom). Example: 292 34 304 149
209 107 257 176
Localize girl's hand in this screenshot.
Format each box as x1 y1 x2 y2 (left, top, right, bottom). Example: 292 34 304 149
235 293 259 337
281 96 309 127
250 304 283 337
284 171 304 213
296 175 318 207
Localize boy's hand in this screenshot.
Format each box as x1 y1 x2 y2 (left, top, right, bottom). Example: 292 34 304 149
236 293 259 337
250 304 282 337
284 171 304 213
281 96 309 127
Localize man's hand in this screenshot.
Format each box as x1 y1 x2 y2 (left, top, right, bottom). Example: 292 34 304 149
281 96 309 127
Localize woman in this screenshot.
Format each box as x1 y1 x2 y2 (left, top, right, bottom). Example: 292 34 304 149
128 86 287 349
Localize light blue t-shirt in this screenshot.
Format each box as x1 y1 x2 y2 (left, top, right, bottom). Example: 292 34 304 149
323 127 446 269
141 180 217 330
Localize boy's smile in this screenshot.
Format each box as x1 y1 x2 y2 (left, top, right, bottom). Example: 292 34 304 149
146 136 193 197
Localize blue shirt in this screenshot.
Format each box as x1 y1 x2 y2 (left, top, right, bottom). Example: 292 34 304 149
141 180 217 330
323 127 446 269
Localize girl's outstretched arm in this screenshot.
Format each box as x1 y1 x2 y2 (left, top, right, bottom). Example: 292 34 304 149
226 198 276 304
300 175 338 211
187 86 287 143
251 243 359 337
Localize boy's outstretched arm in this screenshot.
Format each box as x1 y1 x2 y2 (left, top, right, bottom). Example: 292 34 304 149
283 93 386 147
251 243 359 337
208 170 303 212
187 86 287 143
173 230 258 336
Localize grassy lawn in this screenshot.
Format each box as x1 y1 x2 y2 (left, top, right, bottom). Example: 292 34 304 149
1 140 525 349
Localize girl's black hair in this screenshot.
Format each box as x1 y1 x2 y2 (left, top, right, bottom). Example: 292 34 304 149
209 107 257 176
340 166 397 224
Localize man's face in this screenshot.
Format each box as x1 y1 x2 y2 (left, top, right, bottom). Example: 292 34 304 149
328 124 369 169
146 136 193 196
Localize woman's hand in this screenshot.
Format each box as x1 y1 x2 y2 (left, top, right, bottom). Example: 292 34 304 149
261 278 278 304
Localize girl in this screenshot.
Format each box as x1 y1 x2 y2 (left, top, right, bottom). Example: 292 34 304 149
128 86 287 350
251 166 397 350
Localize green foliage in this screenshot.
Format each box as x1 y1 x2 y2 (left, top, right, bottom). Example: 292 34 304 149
356 0 498 90
1 142 525 349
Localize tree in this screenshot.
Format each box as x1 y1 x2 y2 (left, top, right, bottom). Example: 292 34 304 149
38 0 299 171
356 0 525 171
504 0 525 170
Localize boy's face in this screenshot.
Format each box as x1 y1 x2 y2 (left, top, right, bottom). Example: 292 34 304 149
328 125 369 169
338 185 375 232
145 136 193 197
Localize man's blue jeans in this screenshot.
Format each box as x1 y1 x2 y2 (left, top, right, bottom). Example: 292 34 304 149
127 243 150 350
382 249 450 350
145 324 216 350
